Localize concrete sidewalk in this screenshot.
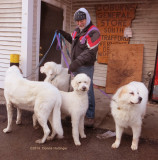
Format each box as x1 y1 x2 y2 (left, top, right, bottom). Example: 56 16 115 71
94 88 158 141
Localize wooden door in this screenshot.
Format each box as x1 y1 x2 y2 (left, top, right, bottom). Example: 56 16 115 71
39 2 63 81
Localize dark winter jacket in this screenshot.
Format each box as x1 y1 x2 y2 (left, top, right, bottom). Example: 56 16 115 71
60 22 101 67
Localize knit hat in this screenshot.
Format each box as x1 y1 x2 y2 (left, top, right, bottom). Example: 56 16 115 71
74 8 91 27
74 11 86 21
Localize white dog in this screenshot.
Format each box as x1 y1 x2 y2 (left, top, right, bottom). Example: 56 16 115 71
40 61 70 91
110 81 148 150
3 65 63 144
60 73 91 146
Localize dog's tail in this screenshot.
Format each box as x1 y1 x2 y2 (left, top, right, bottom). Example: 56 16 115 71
52 100 63 139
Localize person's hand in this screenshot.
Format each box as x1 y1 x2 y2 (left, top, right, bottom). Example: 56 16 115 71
55 29 61 34
56 29 63 34
68 61 80 74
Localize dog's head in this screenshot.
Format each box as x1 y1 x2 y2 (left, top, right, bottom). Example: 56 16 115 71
6 65 23 77
116 84 142 105
40 62 62 78
71 73 91 92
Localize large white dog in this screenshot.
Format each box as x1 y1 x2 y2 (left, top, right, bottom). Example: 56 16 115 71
3 65 63 144
40 61 70 91
110 81 148 150
61 73 91 146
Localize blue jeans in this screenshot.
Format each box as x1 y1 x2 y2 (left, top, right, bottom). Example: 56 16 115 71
73 66 95 119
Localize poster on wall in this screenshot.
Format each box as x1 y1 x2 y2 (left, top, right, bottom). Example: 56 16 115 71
151 44 158 102
96 4 137 64
105 44 144 94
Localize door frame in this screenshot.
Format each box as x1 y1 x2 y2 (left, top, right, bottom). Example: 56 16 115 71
21 0 41 80
21 0 34 78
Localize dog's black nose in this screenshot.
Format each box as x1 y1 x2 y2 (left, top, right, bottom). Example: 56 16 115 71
139 97 142 102
82 86 86 91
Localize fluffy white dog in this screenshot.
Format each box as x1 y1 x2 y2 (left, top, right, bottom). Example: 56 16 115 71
3 65 63 144
61 73 91 146
40 61 70 91
110 81 148 150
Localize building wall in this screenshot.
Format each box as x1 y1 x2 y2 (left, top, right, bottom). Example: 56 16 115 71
1 0 158 104
71 0 158 87
0 0 41 104
130 1 158 84
0 0 72 104
0 0 22 104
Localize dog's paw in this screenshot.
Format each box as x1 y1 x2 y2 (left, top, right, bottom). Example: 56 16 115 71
3 128 12 133
57 135 64 139
75 141 81 146
47 135 56 141
111 142 119 149
33 125 39 130
35 139 45 144
47 136 53 141
16 120 22 125
81 134 86 138
131 144 138 150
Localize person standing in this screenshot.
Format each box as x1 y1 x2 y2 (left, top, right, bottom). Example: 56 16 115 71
58 8 101 127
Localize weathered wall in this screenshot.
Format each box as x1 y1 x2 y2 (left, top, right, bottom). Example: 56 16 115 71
0 0 22 104
1 0 158 104
71 0 158 87
0 0 72 104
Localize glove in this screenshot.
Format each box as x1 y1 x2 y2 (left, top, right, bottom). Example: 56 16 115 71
68 61 80 74
56 29 61 34
56 29 65 35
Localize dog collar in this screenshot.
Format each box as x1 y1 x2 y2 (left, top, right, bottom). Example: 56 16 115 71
112 99 121 110
51 75 57 81
111 98 117 103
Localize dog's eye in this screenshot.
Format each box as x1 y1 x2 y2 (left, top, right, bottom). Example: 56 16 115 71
78 81 81 84
84 81 87 83
130 92 134 95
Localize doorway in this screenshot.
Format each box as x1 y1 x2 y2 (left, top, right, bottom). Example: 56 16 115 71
39 1 63 81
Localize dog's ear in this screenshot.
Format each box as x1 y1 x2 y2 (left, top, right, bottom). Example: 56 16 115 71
112 85 125 100
71 77 77 90
118 86 128 99
9 66 23 75
40 66 45 73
